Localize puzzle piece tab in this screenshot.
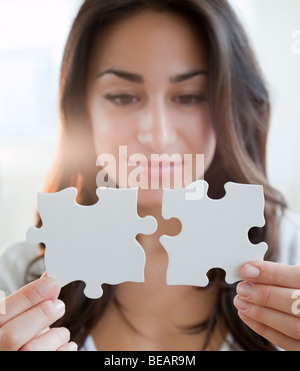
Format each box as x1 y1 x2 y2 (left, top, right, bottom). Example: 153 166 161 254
159 180 268 287
27 187 157 299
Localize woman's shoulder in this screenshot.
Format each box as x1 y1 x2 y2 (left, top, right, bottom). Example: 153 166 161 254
278 209 300 266
0 241 43 297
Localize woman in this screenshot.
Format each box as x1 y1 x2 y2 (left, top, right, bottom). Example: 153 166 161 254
0 0 300 351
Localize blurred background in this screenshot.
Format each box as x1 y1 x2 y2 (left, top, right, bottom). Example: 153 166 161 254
0 0 299 249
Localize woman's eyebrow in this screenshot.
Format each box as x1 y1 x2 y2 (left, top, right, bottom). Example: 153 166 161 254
96 69 208 84
170 70 209 83
97 69 144 83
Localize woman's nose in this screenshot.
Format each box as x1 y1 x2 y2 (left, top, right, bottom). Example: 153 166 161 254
137 102 177 152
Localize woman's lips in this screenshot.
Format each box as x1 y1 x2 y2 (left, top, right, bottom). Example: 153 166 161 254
129 159 183 179
148 162 176 178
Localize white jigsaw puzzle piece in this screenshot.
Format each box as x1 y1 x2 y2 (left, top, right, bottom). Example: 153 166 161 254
27 187 157 299
159 180 268 287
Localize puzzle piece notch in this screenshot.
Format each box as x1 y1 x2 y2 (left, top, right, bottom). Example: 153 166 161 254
159 180 268 287
27 187 157 299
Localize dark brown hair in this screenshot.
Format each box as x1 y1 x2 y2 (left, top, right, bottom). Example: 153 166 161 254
27 0 286 350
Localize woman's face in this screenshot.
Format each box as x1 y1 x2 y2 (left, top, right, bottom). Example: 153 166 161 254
87 10 216 208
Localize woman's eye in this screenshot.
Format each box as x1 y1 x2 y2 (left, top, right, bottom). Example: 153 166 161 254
174 95 206 105
104 94 140 106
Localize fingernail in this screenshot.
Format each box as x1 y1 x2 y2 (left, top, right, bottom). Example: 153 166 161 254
243 264 261 279
38 277 58 297
67 342 78 351
53 299 65 313
58 327 70 341
237 282 253 298
234 296 250 312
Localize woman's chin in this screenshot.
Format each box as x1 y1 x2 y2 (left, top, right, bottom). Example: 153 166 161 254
136 188 164 209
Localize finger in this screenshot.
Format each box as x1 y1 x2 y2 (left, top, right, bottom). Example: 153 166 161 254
20 327 70 351
236 282 299 317
241 261 300 289
0 276 60 327
234 296 300 341
238 312 300 351
28 327 51 343
0 299 65 351
57 342 78 352
35 327 51 338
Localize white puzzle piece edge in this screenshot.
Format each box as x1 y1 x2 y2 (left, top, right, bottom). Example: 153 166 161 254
27 187 157 299
26 180 268 298
159 180 268 287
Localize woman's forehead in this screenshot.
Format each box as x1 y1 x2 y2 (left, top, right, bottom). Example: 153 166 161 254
88 10 208 80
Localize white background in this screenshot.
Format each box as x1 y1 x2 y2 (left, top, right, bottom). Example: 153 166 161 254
0 0 299 249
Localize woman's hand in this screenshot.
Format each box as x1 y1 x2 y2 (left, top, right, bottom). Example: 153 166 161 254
234 261 300 351
0 274 77 351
